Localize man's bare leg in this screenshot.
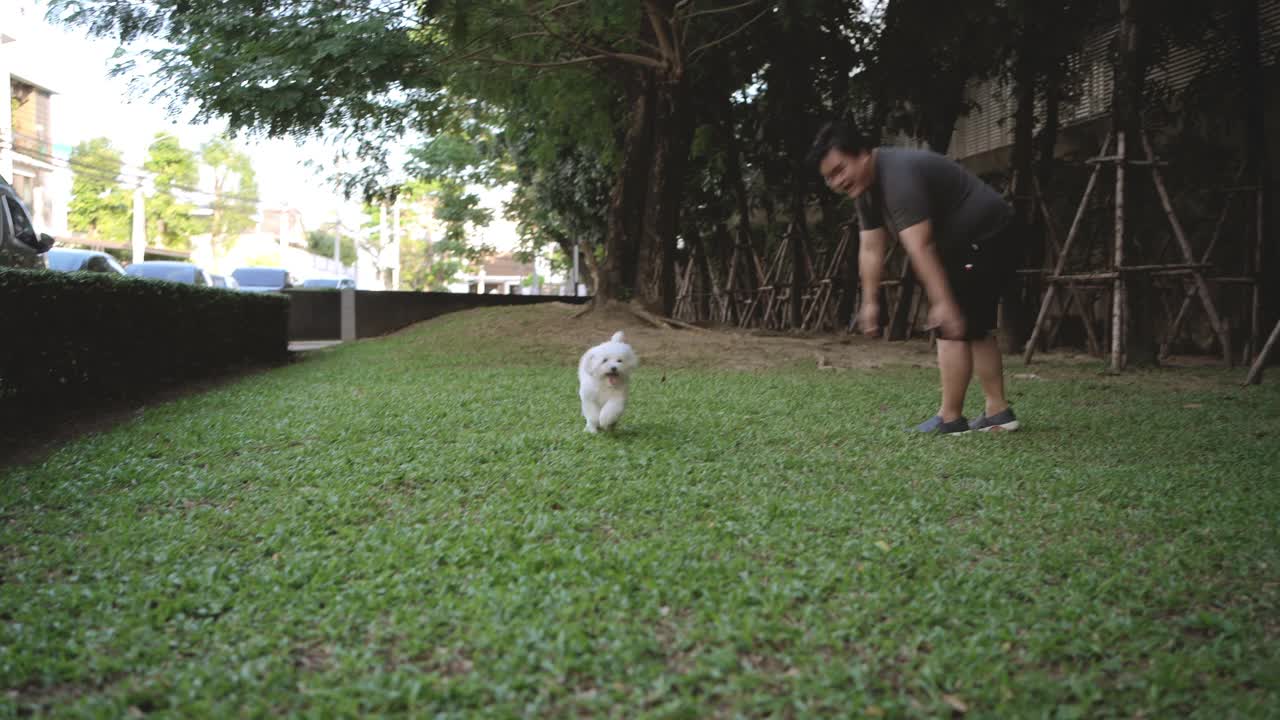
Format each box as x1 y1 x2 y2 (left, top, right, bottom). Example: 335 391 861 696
936 338 973 422
971 335 1009 417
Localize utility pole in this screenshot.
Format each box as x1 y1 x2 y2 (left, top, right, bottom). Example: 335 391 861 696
131 182 147 264
572 244 580 297
378 201 389 289
391 198 401 291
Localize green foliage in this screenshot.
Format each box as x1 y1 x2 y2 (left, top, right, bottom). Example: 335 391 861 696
200 135 259 253
0 268 288 409
67 137 131 242
404 134 497 249
3 307 1279 716
505 137 611 275
306 228 357 266
357 179 493 292
49 0 881 298
143 132 200 250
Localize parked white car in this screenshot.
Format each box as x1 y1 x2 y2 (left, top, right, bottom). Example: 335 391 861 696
210 274 241 290
232 267 296 293
125 261 215 286
300 276 356 290
46 248 128 275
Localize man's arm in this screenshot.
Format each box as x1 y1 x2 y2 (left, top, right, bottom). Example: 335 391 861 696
859 227 887 295
857 228 888 336
898 220 965 338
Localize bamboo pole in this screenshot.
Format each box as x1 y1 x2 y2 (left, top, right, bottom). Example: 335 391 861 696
1111 130 1126 372
1142 133 1233 366
1244 316 1280 385
1024 132 1110 364
1250 183 1264 362
1161 166 1240 357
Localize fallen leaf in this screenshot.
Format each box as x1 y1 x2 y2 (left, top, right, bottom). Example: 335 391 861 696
942 694 969 713
865 706 885 717
875 540 892 552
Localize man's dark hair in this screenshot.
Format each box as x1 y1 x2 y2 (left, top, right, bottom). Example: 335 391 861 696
806 120 873 172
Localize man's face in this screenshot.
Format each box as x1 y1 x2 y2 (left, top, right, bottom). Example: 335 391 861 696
819 147 872 198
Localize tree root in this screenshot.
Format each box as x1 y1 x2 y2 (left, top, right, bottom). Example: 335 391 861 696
627 304 712 333
571 299 711 332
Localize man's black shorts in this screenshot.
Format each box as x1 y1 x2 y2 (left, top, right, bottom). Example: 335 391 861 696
941 219 1021 341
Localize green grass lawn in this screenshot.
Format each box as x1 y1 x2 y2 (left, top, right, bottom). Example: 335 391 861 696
3 310 1279 718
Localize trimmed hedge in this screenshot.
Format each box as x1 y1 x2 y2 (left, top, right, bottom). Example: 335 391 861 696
0 268 289 408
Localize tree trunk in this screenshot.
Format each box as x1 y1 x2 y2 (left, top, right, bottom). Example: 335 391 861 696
548 229 596 293
1237 0 1275 359
790 215 806 330
1113 0 1157 367
719 94 758 302
1004 31 1039 353
635 70 694 316
1025 62 1064 347
600 70 656 306
839 227 859 331
885 66 966 340
690 222 713 321
925 77 966 156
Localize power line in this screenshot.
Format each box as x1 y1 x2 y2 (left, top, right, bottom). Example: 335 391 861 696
6 129 268 206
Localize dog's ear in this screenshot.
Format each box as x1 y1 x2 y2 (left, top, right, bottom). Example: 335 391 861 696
611 330 626 343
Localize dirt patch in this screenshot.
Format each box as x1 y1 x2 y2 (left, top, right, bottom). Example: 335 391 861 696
411 302 943 371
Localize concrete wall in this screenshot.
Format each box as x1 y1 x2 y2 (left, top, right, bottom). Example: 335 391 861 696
283 289 590 341
283 289 342 341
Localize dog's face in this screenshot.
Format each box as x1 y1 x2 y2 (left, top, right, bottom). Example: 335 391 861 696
587 336 638 387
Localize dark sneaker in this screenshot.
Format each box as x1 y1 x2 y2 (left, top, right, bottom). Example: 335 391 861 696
911 415 970 435
969 407 1020 432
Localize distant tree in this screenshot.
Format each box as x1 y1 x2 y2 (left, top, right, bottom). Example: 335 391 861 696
67 137 131 242
306 228 357 266
143 132 200 250
200 134 259 257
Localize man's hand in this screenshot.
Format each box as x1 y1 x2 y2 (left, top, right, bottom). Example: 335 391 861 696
927 300 966 341
859 301 882 338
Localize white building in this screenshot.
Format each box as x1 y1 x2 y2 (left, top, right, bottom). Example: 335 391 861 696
1 3 72 236
189 205 354 280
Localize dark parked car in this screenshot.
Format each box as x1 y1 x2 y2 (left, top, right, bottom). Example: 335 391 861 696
46 248 127 275
125 261 214 286
0 174 55 269
231 267 296 293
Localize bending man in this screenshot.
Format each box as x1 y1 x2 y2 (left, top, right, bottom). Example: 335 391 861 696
808 120 1022 434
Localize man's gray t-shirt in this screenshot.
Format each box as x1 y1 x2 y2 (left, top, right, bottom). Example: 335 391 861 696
855 147 1012 252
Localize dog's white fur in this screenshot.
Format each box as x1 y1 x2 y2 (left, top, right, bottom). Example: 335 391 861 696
578 330 639 433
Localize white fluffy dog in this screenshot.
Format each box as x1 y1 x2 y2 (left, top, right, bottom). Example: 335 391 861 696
578 330 639 433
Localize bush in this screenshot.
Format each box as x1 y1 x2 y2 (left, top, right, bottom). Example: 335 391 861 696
0 268 289 409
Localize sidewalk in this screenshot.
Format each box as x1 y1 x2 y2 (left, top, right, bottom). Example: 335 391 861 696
288 340 344 352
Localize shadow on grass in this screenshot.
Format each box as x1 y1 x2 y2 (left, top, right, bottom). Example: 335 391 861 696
0 354 304 471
